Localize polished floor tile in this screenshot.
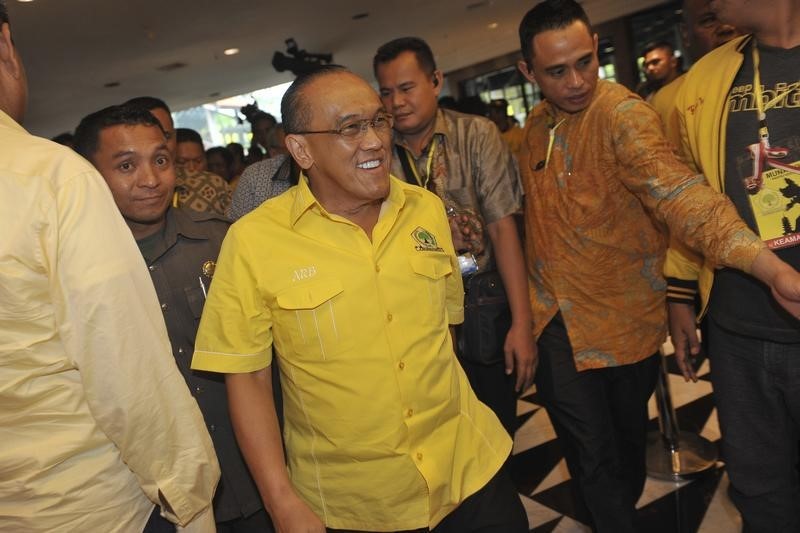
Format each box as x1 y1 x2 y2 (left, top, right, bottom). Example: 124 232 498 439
513 352 741 532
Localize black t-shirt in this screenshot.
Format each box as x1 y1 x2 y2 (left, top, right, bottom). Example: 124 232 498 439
710 40 800 341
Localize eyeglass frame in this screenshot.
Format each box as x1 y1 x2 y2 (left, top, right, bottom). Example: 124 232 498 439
293 112 394 140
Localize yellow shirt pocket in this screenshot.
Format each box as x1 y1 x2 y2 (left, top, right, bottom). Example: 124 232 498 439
409 253 453 324
274 279 349 360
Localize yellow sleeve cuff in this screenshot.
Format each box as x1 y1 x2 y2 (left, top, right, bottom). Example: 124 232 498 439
191 348 271 374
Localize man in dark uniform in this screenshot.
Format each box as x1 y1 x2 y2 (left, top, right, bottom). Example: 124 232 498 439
74 104 272 533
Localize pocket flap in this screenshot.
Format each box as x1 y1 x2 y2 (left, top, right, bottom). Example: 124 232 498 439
409 253 453 280
276 280 344 310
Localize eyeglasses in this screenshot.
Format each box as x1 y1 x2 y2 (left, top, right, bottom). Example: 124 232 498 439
295 113 394 140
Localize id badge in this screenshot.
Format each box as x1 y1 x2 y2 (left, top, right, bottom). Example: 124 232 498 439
457 252 479 276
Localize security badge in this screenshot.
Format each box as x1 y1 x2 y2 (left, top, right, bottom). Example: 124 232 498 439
201 260 216 278
198 260 216 299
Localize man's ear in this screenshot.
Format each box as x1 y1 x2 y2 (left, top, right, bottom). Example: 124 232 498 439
0 23 21 79
284 134 314 170
518 60 536 85
432 69 443 96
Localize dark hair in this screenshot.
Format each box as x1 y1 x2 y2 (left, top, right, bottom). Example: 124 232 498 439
206 146 233 167
642 41 675 58
518 0 593 69
74 104 164 161
373 37 437 76
175 128 203 147
0 1 9 25
227 142 245 160
281 64 349 134
124 96 171 115
250 111 276 129
51 132 75 146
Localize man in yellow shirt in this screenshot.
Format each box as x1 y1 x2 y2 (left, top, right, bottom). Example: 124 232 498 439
191 66 527 532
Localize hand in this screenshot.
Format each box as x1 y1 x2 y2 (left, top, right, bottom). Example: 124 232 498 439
503 322 537 392
769 264 800 320
270 493 325 533
667 302 700 382
448 213 484 256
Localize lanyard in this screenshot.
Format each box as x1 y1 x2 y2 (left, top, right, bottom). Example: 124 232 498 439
404 136 439 188
744 42 800 194
752 41 797 146
546 118 566 170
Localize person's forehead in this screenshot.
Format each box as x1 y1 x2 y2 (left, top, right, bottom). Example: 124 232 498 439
176 141 204 153
646 47 670 59
377 51 428 81
531 21 594 62
306 73 381 119
98 124 164 154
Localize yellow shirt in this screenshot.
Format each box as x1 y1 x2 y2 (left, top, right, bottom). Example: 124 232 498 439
0 110 219 531
192 175 511 530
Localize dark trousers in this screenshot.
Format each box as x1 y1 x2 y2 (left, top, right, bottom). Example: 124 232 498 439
218 508 274 533
327 466 528 533
143 507 174 533
458 357 518 436
535 313 659 533
708 318 800 533
143 505 273 533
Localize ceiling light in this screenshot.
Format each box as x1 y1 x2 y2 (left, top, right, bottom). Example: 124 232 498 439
223 48 240 56
17 0 35 3
488 22 499 29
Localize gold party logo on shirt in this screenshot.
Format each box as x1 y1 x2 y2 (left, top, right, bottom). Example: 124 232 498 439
412 227 443 252
201 260 216 278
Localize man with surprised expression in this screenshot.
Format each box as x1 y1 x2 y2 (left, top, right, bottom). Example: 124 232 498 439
84 112 175 239
191 66 528 533
75 104 271 532
517 1 800 531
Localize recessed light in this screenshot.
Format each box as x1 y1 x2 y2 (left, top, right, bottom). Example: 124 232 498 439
487 22 499 29
223 48 240 56
17 0 35 3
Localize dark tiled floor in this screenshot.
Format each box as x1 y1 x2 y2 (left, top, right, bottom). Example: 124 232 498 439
512 352 742 532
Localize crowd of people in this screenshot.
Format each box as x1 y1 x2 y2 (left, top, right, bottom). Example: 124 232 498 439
2 0 799 532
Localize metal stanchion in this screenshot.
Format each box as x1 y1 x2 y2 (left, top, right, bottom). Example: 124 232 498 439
645 339 717 480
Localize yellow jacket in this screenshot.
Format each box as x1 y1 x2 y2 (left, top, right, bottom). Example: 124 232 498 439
664 35 758 316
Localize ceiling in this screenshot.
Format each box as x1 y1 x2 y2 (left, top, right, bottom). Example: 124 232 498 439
7 0 665 137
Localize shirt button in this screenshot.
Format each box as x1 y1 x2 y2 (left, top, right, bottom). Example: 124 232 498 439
209 424 216 432
406 408 413 417
161 302 168 311
148 265 156 271
195 386 204 394
177 347 185 355
387 313 393 322
398 361 405 370
416 452 423 461
375 265 381 273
